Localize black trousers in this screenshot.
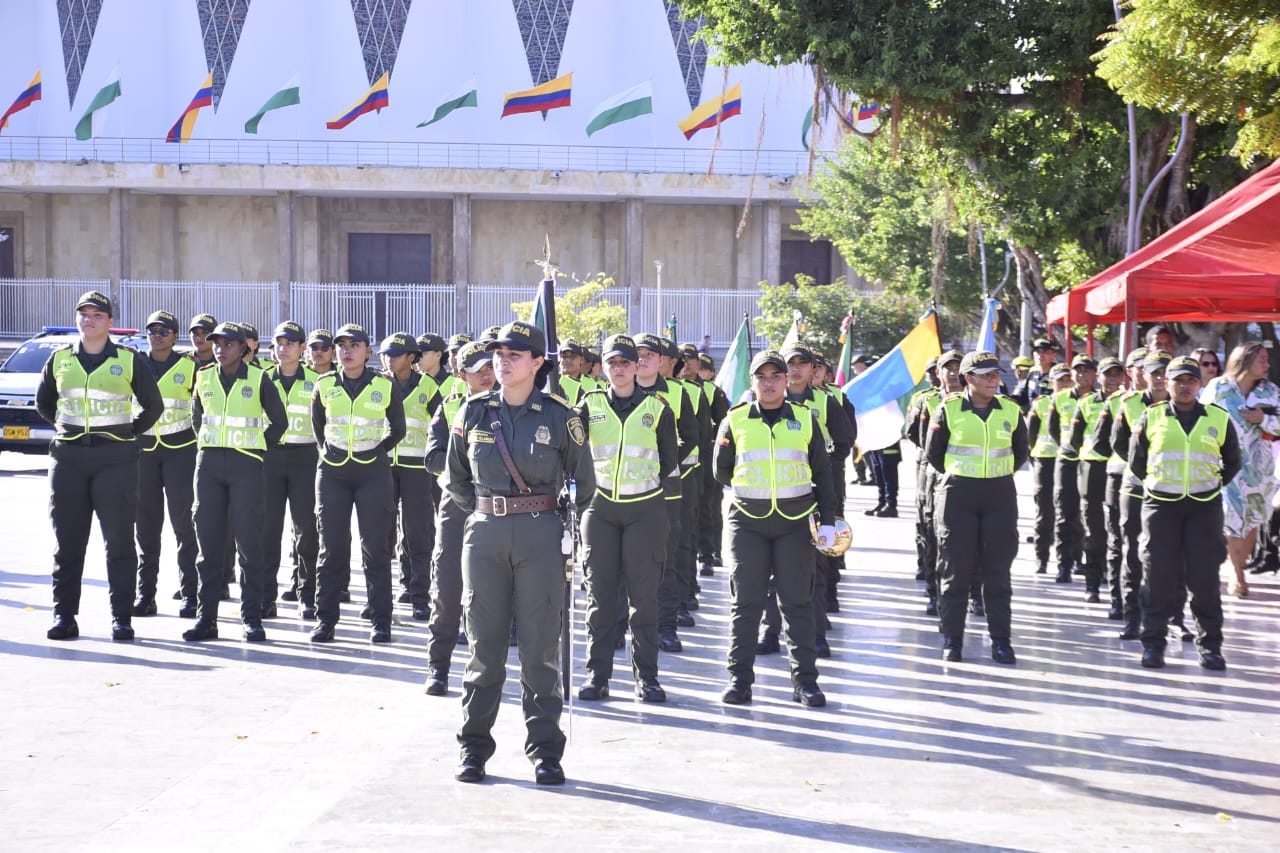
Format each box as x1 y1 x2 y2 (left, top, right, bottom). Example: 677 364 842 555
582 494 668 684
315 458 395 627
262 444 319 608
1054 458 1083 571
697 459 724 561
726 505 818 687
656 491 684 629
1078 459 1109 590
427 493 468 673
135 442 197 602
193 448 266 623
49 440 140 620
676 469 700 593
921 467 940 600
935 475 1018 640
827 459 847 591
1104 471 1124 609
1140 497 1226 653
870 446 901 507
762 551 828 639
1030 456 1056 564
389 464 434 606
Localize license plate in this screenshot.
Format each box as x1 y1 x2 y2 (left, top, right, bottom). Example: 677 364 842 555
3 426 30 440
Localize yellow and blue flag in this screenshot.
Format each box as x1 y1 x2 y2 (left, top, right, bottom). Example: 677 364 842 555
843 310 941 451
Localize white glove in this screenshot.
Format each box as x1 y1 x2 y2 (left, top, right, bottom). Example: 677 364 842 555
816 524 837 550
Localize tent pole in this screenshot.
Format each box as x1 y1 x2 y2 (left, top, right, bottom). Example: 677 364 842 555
1087 324 1095 358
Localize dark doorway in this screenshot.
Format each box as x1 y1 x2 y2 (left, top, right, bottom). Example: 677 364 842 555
0 227 14 278
347 233 431 339
781 239 832 285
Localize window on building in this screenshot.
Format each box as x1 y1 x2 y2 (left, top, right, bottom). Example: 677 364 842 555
780 239 832 286
348 232 431 283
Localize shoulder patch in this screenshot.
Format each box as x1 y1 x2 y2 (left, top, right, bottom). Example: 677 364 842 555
546 393 574 410
567 416 585 445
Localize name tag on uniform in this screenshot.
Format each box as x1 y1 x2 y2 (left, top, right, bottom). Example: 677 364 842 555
470 428 494 444
535 425 552 445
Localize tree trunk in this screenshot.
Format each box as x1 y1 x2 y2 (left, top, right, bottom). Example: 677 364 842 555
1163 115 1197 227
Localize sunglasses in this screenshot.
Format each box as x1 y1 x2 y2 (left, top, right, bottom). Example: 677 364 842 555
1200 361 1219 368
147 327 174 336
309 343 333 351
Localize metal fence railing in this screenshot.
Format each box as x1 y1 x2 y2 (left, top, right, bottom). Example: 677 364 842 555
636 288 768 348
119 280 280 334
291 282 459 343
0 278 111 336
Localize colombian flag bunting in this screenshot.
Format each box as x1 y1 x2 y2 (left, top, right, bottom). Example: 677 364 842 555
502 73 572 118
166 72 213 144
327 72 390 130
678 82 741 140
0 70 42 134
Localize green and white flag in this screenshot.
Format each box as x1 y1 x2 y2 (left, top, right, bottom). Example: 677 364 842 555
245 74 300 134
75 65 121 141
585 81 653 137
418 79 477 127
716 317 752 404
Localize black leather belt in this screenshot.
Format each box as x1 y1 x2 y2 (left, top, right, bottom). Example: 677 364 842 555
475 494 557 516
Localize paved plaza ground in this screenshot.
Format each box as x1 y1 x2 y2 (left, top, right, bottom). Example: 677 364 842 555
1 449 1277 851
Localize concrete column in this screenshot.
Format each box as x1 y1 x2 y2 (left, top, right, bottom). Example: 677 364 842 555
160 196 179 280
37 194 53 277
108 189 131 307
452 193 471 332
276 191 295 321
762 200 781 288
624 198 644 325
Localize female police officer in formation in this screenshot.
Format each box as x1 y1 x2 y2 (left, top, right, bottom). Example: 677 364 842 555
714 350 837 708
422 340 495 697
1127 355 1240 670
446 320 594 787
576 334 679 704
309 324 406 644
925 351 1028 665
38 291 163 642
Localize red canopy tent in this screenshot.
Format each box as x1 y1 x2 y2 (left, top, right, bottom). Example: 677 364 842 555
1045 158 1280 353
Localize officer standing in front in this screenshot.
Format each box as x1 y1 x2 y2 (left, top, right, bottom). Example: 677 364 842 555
715 350 837 708
447 320 595 786
925 351 1028 664
38 291 163 641
1127 356 1240 669
133 310 199 619
184 321 287 642
577 334 678 703
310 324 406 644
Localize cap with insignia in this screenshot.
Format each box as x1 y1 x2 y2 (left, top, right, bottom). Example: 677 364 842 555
209 321 245 343
678 343 699 361
584 346 601 364
1098 356 1124 374
749 350 787 374
307 328 334 346
189 313 217 333
458 340 491 373
379 332 420 357
145 310 179 333
1011 355 1033 369
481 325 501 341
697 352 714 370
558 339 584 356
602 334 638 363
937 349 963 368
782 342 814 363
634 333 665 355
924 357 938 372
74 290 113 317
1070 354 1097 370
333 324 371 345
1166 355 1201 380
1048 363 1070 380
240 323 259 341
1125 346 1149 368
484 321 546 357
271 321 306 343
417 333 446 353
446 333 473 352
657 336 679 359
960 351 1001 375
1143 350 1173 371
1033 337 1059 351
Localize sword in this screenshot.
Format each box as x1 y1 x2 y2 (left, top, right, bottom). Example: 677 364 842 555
562 478 579 727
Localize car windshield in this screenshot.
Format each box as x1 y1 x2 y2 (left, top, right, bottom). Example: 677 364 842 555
1 340 72 373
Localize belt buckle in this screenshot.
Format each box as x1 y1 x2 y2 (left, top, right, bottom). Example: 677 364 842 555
492 495 508 517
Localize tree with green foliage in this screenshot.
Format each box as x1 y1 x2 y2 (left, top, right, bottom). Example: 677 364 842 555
510 274 629 346
754 275 930 359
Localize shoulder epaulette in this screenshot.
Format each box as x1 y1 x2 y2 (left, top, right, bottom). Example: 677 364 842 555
545 392 575 410
728 400 751 411
197 361 218 371
467 390 495 404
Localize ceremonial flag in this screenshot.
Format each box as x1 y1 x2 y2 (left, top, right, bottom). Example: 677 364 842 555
801 104 813 150
244 74 300 134
166 72 213 144
857 102 881 122
585 81 652 137
678 82 741 140
977 297 1000 354
74 65 121 141
0 70 42 134
834 313 854 385
716 316 752 405
327 72 389 130
843 310 942 451
418 79 477 127
780 310 804 350
502 73 572 118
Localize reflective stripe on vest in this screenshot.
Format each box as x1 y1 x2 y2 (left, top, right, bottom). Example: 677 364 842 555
584 391 666 501
52 348 135 439
1142 404 1230 502
142 357 195 447
391 376 432 467
675 379 701 471
727 405 816 519
1076 392 1109 462
648 380 690 476
942 396 1017 478
195 365 268 454
1103 392 1128 473
316 373 393 464
1029 394 1059 458
1053 388 1081 460
271 365 319 445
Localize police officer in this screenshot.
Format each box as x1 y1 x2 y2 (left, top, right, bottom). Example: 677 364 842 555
380 332 440 619
1095 348 1146 616
133 310 199 618
261 321 321 620
423 341 495 696
1069 356 1126 602
663 337 709 620
694 351 731 575
306 328 336 375
1047 354 1097 582
242 323 266 368
1128 356 1240 669
448 320 595 786
310 324 406 644
417 332 450 391
910 349 964 615
576 334 679 703
189 314 218 368
1025 364 1072 574
557 339 587 404
38 291 164 641
925 351 1028 664
715 350 836 706
634 333 698 652
183 321 287 642
439 333 473 401
1019 337 1060 407
905 357 941 582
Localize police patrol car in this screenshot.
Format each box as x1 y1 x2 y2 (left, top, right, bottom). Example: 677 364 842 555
0 325 148 454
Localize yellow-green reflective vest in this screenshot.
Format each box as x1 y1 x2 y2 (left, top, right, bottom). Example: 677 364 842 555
142 357 195 449
559 374 581 406
1029 394 1059 459
1142 404 1230 501
1075 392 1109 462
1052 388 1082 460
583 390 666 502
648 380 694 482
316 373 393 465
941 396 1018 478
52 347 135 441
1120 392 1155 496
675 379 702 471
727 404 816 520
1103 390 1129 473
196 365 268 455
270 365 319 445
392 375 433 467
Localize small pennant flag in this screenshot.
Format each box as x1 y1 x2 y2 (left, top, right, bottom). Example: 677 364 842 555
327 72 389 130
75 65 121 141
502 73 572 118
418 79 478 127
678 82 741 140
0 70 42 134
245 74 300 134
585 82 653 137
801 104 813 150
716 317 752 405
166 72 213 144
